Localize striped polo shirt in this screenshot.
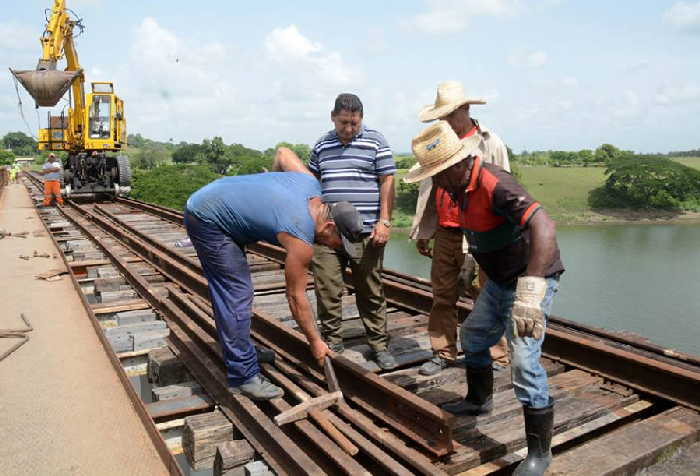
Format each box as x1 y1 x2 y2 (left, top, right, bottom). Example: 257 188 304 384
309 125 395 233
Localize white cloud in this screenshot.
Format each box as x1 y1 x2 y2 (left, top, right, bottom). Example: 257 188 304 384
404 0 521 34
0 22 36 51
562 76 578 87
264 25 358 85
655 82 700 105
664 2 700 33
610 90 642 119
509 50 548 68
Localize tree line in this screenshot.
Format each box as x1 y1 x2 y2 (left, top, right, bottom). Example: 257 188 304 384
3 129 699 212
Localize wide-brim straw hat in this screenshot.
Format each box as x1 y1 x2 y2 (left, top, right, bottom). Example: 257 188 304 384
403 121 482 184
419 80 486 122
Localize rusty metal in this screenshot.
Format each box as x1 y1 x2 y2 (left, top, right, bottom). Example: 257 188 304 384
60 203 325 476
35 205 183 476
544 325 700 411
87 202 456 456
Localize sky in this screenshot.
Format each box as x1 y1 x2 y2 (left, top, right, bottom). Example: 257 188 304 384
1 0 699 154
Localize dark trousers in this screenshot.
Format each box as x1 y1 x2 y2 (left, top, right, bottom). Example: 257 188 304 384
184 209 258 386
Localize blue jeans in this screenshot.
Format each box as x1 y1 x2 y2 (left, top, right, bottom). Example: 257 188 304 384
461 276 560 408
184 209 259 386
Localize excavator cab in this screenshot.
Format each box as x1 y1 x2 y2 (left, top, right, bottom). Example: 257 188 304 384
84 82 127 151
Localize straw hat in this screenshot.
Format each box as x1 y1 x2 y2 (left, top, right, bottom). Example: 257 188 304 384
419 81 486 122
403 121 482 184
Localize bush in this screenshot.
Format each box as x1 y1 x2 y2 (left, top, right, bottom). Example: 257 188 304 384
589 155 700 210
131 164 220 210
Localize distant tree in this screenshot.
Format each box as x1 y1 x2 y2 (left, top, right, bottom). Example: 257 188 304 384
550 150 578 166
172 143 205 164
589 155 700 209
131 164 220 210
594 144 634 164
577 149 594 166
200 137 232 174
129 145 171 169
0 149 15 165
394 154 416 169
2 131 36 156
275 142 311 164
127 133 147 148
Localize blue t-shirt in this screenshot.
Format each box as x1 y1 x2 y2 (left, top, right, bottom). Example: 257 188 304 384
186 172 320 246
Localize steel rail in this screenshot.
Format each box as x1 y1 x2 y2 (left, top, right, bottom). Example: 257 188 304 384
113 197 700 410
79 202 455 456
60 202 325 476
21 174 184 475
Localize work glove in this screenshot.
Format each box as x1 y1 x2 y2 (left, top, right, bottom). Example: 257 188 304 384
511 276 547 340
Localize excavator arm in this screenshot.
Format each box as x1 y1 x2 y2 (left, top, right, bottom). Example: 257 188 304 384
11 0 84 108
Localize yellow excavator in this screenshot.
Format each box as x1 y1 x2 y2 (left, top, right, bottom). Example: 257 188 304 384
11 0 130 198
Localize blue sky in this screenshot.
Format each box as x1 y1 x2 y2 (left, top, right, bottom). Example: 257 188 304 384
1 0 699 154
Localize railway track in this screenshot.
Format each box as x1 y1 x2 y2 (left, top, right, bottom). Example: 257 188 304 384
23 173 700 475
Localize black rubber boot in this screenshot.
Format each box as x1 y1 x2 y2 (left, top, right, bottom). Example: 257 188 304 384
441 365 493 415
255 345 276 364
513 399 554 476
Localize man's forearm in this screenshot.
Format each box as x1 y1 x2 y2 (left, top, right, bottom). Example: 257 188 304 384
287 292 322 344
525 211 556 277
379 175 395 221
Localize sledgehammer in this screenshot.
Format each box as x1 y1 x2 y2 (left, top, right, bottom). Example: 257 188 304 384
273 356 358 455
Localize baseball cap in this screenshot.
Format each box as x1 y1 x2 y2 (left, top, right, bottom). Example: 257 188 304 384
329 201 364 259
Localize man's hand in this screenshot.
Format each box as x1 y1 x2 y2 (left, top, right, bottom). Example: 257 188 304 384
511 276 547 340
310 338 331 366
370 222 390 246
416 238 432 257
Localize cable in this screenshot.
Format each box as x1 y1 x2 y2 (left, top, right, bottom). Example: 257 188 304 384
11 72 38 140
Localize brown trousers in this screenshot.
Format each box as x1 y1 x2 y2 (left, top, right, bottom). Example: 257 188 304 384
429 227 509 365
311 237 389 352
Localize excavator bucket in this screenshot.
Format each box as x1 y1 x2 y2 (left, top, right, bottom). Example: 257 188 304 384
10 68 82 107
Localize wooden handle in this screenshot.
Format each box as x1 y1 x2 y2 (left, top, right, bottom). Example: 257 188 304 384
323 356 340 393
309 409 359 456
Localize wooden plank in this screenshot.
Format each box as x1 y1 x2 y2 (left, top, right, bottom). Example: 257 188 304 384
183 410 235 470
214 440 255 476
148 346 190 385
69 257 142 268
152 381 202 402
457 399 654 475
452 370 604 440
91 299 150 314
443 385 641 473
416 359 565 404
146 393 214 421
386 358 564 394
546 406 700 475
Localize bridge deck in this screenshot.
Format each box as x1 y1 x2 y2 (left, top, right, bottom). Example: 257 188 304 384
0 183 169 476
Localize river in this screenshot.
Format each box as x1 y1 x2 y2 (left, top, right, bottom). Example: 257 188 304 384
384 224 700 357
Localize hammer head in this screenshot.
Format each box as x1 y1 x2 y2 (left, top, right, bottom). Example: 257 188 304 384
274 391 343 426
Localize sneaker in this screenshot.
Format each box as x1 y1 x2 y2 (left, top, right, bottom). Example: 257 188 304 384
230 373 283 400
374 350 397 370
328 342 345 354
419 355 450 376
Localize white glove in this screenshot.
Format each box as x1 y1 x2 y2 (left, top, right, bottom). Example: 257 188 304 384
511 276 547 340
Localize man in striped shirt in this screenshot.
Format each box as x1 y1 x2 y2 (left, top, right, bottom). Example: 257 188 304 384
309 93 398 370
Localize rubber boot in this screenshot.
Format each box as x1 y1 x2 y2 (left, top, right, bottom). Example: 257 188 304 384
513 399 554 476
255 345 276 364
441 365 493 415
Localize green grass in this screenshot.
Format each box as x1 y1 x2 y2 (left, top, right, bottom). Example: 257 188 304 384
671 157 700 171
518 166 607 223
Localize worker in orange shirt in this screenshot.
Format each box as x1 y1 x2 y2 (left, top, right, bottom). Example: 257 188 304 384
40 153 64 206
